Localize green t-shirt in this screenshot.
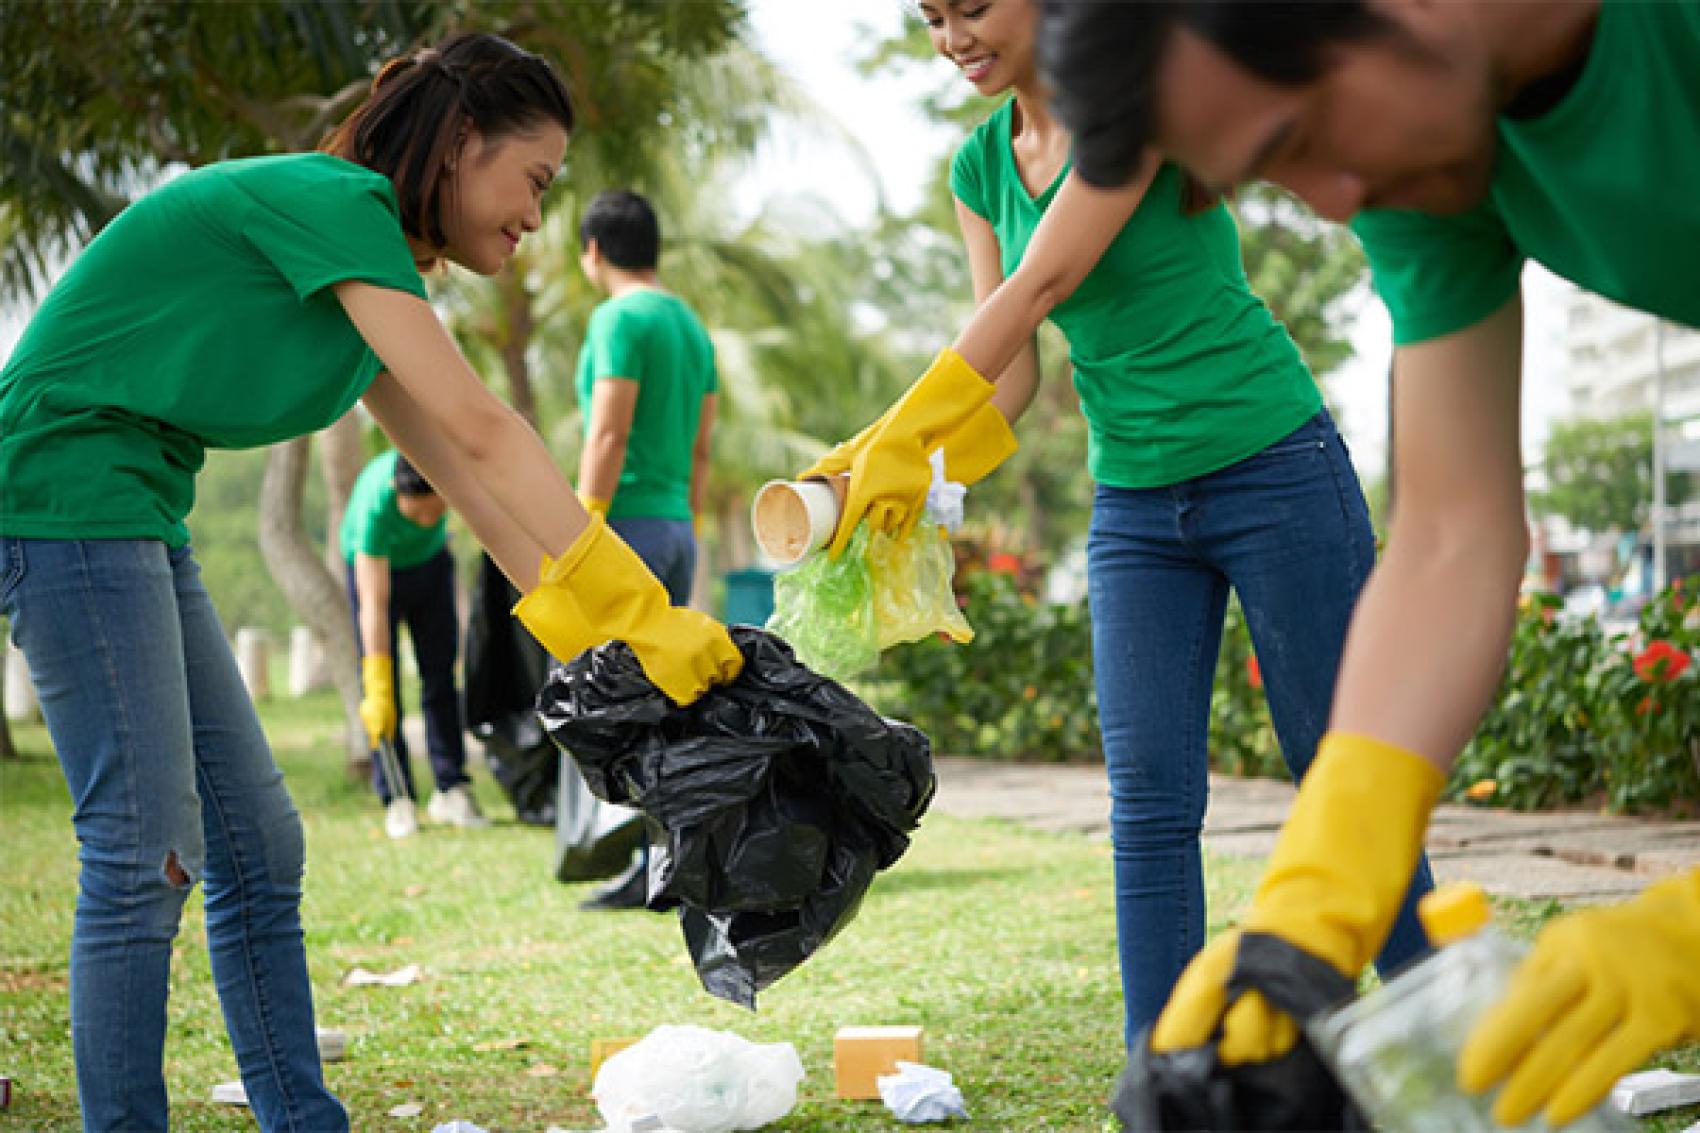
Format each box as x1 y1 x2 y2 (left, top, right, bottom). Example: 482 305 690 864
0 153 427 546
339 450 447 570
1351 0 1700 344
951 99 1320 489
574 288 717 521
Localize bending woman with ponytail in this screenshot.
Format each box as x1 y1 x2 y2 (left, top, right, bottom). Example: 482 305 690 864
0 32 740 1133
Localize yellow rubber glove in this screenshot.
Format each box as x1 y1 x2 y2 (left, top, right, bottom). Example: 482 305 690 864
803 399 1018 489
512 516 743 705
823 348 996 557
358 653 398 748
1459 867 1700 1127
1152 733 1443 1065
580 493 610 519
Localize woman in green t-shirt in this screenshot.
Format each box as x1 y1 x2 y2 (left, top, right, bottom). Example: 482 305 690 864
809 0 1435 1049
0 32 740 1133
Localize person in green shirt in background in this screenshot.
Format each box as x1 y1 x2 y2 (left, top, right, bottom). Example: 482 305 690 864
1035 0 1700 1126
807 0 1434 1047
343 449 486 839
571 188 719 910
0 33 740 1133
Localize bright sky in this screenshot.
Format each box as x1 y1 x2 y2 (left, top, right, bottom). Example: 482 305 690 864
743 0 1574 483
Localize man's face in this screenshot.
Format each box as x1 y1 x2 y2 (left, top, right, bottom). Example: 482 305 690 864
1150 7 1500 221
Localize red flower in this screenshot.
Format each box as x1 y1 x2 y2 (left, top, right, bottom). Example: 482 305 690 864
1246 654 1263 690
1636 696 1659 717
1633 640 1691 683
987 552 1022 576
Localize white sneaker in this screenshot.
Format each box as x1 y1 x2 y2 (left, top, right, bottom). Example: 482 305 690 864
426 784 489 829
384 797 419 839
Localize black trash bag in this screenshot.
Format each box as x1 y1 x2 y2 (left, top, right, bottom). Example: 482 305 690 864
463 553 558 826
1112 933 1369 1132
538 625 934 1008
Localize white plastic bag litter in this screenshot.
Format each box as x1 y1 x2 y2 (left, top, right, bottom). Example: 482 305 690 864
430 1123 488 1133
592 1024 804 1133
877 1061 968 1123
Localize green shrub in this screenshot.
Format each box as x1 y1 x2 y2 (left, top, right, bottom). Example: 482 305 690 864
874 569 1099 762
873 571 1282 772
1451 578 1700 814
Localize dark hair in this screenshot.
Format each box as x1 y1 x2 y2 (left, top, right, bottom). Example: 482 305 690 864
579 189 661 270
1041 1 1393 188
322 31 574 249
392 453 435 497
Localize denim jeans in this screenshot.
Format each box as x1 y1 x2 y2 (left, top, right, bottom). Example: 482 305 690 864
1086 412 1437 1045
593 516 695 884
1 538 347 1133
609 516 697 606
344 546 468 803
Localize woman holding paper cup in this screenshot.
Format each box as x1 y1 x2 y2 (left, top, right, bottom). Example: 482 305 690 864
805 0 1437 1045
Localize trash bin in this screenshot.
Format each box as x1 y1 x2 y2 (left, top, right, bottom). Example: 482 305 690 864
723 568 775 627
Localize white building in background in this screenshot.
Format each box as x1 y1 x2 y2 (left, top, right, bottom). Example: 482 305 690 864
1554 286 1700 582
1565 289 1700 424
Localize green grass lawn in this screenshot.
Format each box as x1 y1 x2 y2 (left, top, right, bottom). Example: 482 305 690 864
2 692 1696 1131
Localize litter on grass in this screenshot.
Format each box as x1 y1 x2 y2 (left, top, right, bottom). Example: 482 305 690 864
877 1061 968 1123
592 1024 804 1133
343 963 422 987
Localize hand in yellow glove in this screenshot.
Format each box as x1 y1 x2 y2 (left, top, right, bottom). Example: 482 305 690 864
814 349 998 557
358 653 398 748
512 516 743 705
1152 733 1443 1064
1459 867 1700 1127
803 398 1018 490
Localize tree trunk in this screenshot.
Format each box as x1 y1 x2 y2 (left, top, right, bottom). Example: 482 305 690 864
497 261 539 427
259 435 366 772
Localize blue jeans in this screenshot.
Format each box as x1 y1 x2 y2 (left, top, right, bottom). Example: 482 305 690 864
1087 412 1436 1044
345 547 468 804
609 516 696 606
0 538 347 1133
597 516 695 884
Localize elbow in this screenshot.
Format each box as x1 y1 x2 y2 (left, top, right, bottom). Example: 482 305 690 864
452 401 529 468
1387 498 1529 602
590 426 632 454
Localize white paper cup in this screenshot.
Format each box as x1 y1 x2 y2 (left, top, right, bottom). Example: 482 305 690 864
752 479 842 565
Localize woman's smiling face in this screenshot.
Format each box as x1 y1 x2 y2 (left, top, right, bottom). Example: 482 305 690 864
438 123 568 275
918 0 1040 98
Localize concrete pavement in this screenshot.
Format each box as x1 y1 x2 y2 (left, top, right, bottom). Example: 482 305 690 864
929 756 1700 905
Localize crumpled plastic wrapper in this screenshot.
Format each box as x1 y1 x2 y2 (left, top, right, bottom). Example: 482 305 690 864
593 1025 804 1133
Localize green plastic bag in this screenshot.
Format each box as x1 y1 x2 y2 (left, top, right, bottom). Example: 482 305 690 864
766 521 972 680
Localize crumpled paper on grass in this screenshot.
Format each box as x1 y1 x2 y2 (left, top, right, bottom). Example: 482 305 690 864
877 1061 969 1123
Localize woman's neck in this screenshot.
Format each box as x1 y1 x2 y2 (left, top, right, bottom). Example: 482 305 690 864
1009 73 1063 145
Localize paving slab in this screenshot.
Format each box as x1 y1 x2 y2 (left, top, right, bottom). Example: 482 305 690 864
929 756 1700 906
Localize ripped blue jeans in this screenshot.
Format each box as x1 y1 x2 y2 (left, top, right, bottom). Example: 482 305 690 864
0 538 346 1133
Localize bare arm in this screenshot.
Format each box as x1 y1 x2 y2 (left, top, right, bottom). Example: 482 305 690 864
690 391 717 520
360 372 552 587
336 283 585 592
578 377 639 506
1329 295 1528 770
952 157 1158 380
955 199 1040 425
353 553 393 658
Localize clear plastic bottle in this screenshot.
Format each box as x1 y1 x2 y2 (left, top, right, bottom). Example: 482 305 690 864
1311 881 1632 1133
